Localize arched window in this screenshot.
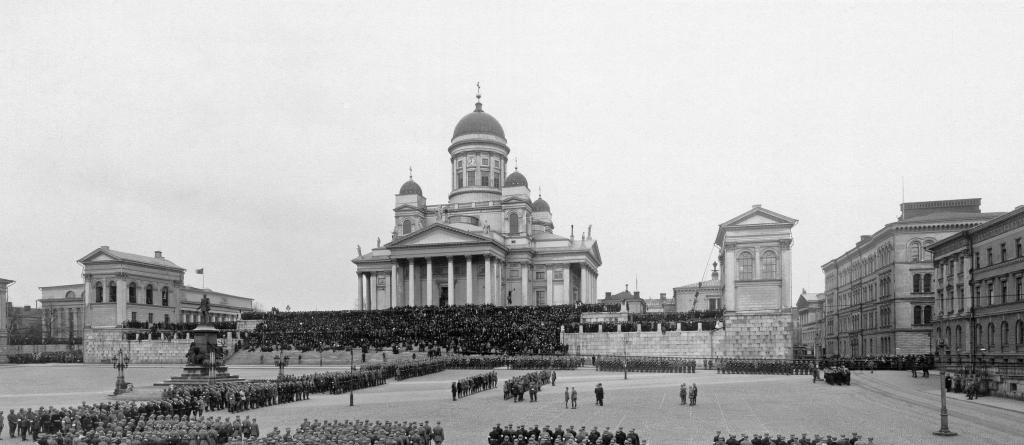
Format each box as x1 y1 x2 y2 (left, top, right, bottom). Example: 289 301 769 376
975 324 983 347
161 287 169 306
955 325 963 349
128 282 137 304
909 241 921 262
1017 320 1024 345
108 281 117 302
761 251 778 279
987 323 996 348
145 285 154 305
402 219 412 235
509 213 519 235
738 252 754 281
95 282 103 302
65 290 76 299
913 306 922 325
923 305 932 324
923 240 934 261
913 274 922 293
923 274 932 293
945 327 951 345
1001 321 1009 346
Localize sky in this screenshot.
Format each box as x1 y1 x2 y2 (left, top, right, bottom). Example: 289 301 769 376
2 1 1022 310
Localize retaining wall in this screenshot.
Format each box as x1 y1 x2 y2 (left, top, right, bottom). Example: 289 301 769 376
83 328 241 364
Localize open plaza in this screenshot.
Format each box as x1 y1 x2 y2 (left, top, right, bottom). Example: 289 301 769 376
2 363 1022 445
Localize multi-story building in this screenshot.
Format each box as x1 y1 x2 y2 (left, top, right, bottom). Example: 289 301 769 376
794 289 825 358
821 199 1002 358
929 204 1024 397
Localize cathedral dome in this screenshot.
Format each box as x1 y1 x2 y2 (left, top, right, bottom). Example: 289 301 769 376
453 101 505 140
504 171 528 187
533 196 550 212
399 179 422 196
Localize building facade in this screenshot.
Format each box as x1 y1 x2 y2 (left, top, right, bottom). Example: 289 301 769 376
39 247 253 336
793 289 825 358
929 204 1024 396
352 93 602 308
716 205 797 313
821 199 1002 358
673 262 723 313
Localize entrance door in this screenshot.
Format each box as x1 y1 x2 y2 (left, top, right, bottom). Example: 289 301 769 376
439 286 449 306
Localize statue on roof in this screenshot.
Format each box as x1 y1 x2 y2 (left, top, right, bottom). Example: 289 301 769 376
357 245 362 257
377 237 381 248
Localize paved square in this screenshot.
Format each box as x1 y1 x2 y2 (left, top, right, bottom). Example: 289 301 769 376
1 364 1021 445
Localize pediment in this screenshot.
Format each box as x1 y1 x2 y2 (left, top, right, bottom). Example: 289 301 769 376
720 207 797 229
734 213 783 225
386 224 492 248
85 253 118 262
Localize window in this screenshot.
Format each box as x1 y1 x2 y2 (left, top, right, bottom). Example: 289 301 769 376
131 312 137 322
164 314 170 324
987 248 993 267
509 213 519 234
161 287 169 306
1001 321 1009 346
1001 280 1008 305
974 252 980 270
913 274 922 293
65 290 75 299
761 251 778 279
494 173 501 189
956 325 963 349
988 323 996 348
468 171 476 186
128 282 137 304
988 283 994 306
1017 238 1022 258
913 306 922 325
108 281 117 302
708 298 719 310
535 271 546 280
1001 243 1007 262
1016 277 1022 303
148 313 154 324
403 220 412 235
909 242 921 262
377 276 386 287
923 274 932 293
738 252 754 280
481 173 489 187
482 157 489 166
146 285 153 305
1017 320 1024 345
95 282 103 303
536 290 546 305
457 173 464 188
509 268 521 280
554 269 564 280
923 305 932 324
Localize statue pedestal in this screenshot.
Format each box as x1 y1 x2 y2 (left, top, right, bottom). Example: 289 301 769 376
157 324 244 386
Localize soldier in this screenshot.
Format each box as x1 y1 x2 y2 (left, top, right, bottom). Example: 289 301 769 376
571 387 578 409
5 409 13 439
451 382 457 401
679 384 687 405
594 383 604 406
432 421 444 445
564 387 570 408
689 383 697 406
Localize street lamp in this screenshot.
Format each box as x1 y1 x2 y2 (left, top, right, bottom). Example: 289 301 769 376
933 340 956 437
112 348 131 395
274 346 290 377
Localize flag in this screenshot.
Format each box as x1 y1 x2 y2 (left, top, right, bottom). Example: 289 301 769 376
196 268 204 274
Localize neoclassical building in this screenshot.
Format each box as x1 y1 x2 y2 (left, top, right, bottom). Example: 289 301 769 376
352 93 602 308
39 246 253 337
821 199 1002 358
716 205 797 313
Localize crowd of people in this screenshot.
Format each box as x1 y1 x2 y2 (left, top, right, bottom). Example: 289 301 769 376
594 357 696 373
222 419 446 445
712 431 872 444
503 370 553 402
818 367 851 385
716 359 816 375
488 424 642 445
453 371 498 400
5 350 82 364
818 355 933 372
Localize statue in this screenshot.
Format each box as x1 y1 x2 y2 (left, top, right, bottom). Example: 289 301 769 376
198 295 211 325
185 341 207 366
377 237 381 248
357 245 362 257
588 224 592 240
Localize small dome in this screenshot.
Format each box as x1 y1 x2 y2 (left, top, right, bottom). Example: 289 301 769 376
504 171 528 187
533 197 550 212
453 101 505 140
399 179 422 196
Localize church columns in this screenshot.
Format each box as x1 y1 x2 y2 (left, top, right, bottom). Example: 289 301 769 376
780 240 793 309
466 255 474 305
116 279 128 325
357 273 364 310
521 262 529 306
484 255 492 305
390 264 398 309
545 266 553 306
447 256 454 306
364 274 372 310
565 264 572 304
426 258 434 306
408 259 416 307
723 246 736 311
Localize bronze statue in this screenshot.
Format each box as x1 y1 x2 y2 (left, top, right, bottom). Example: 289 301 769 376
198 295 211 325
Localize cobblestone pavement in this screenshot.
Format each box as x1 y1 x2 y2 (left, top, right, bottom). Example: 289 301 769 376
1 365 1021 445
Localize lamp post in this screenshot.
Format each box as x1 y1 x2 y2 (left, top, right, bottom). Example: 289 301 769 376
933 340 956 436
349 348 355 406
112 348 131 395
274 346 290 378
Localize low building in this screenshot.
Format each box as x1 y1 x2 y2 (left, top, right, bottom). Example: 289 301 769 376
928 204 1024 397
673 262 723 312
794 289 825 358
643 293 675 313
599 287 646 313
39 247 254 339
821 199 1002 358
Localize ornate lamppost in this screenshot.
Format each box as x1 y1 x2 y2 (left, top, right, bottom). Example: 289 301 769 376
274 346 290 377
933 339 956 436
112 348 131 395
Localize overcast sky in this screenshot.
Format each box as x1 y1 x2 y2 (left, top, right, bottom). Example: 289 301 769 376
2 1 1022 310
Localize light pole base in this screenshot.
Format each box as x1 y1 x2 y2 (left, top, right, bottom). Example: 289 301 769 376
933 430 958 437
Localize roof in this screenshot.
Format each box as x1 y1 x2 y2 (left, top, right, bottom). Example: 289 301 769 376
715 205 798 246
674 278 722 291
604 290 642 301
898 211 1004 224
504 171 528 187
78 247 185 271
533 197 550 212
181 285 253 302
452 101 505 140
399 179 423 196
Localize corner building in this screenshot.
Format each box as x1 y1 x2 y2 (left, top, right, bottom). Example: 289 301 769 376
821 199 1002 358
352 95 602 308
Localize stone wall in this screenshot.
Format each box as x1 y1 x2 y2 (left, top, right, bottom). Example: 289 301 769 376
1 343 79 357
561 311 794 359
83 328 242 364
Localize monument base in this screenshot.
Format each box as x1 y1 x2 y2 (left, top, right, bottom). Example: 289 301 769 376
156 365 245 386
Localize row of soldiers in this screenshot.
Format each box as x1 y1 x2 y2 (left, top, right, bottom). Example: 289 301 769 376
395 359 448 381
503 370 552 402
489 424 642 445
712 431 869 445
594 357 696 373
453 371 498 400
5 399 212 443
716 360 816 375
225 419 445 445
507 356 585 370
821 367 851 385
35 413 261 445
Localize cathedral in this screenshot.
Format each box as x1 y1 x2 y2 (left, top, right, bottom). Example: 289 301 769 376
352 92 602 309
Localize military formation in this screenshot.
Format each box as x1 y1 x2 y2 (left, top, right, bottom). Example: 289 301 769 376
224 419 446 445
503 370 552 402
712 431 871 444
453 371 498 400
488 424 641 445
594 357 695 373
715 359 815 375
821 367 851 386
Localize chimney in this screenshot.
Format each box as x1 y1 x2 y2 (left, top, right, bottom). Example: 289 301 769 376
101 245 110 250
605 292 612 299
660 293 666 300
711 261 720 281
633 291 639 298
154 251 163 259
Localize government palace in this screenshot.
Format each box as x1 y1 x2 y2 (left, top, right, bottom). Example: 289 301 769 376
352 93 602 309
